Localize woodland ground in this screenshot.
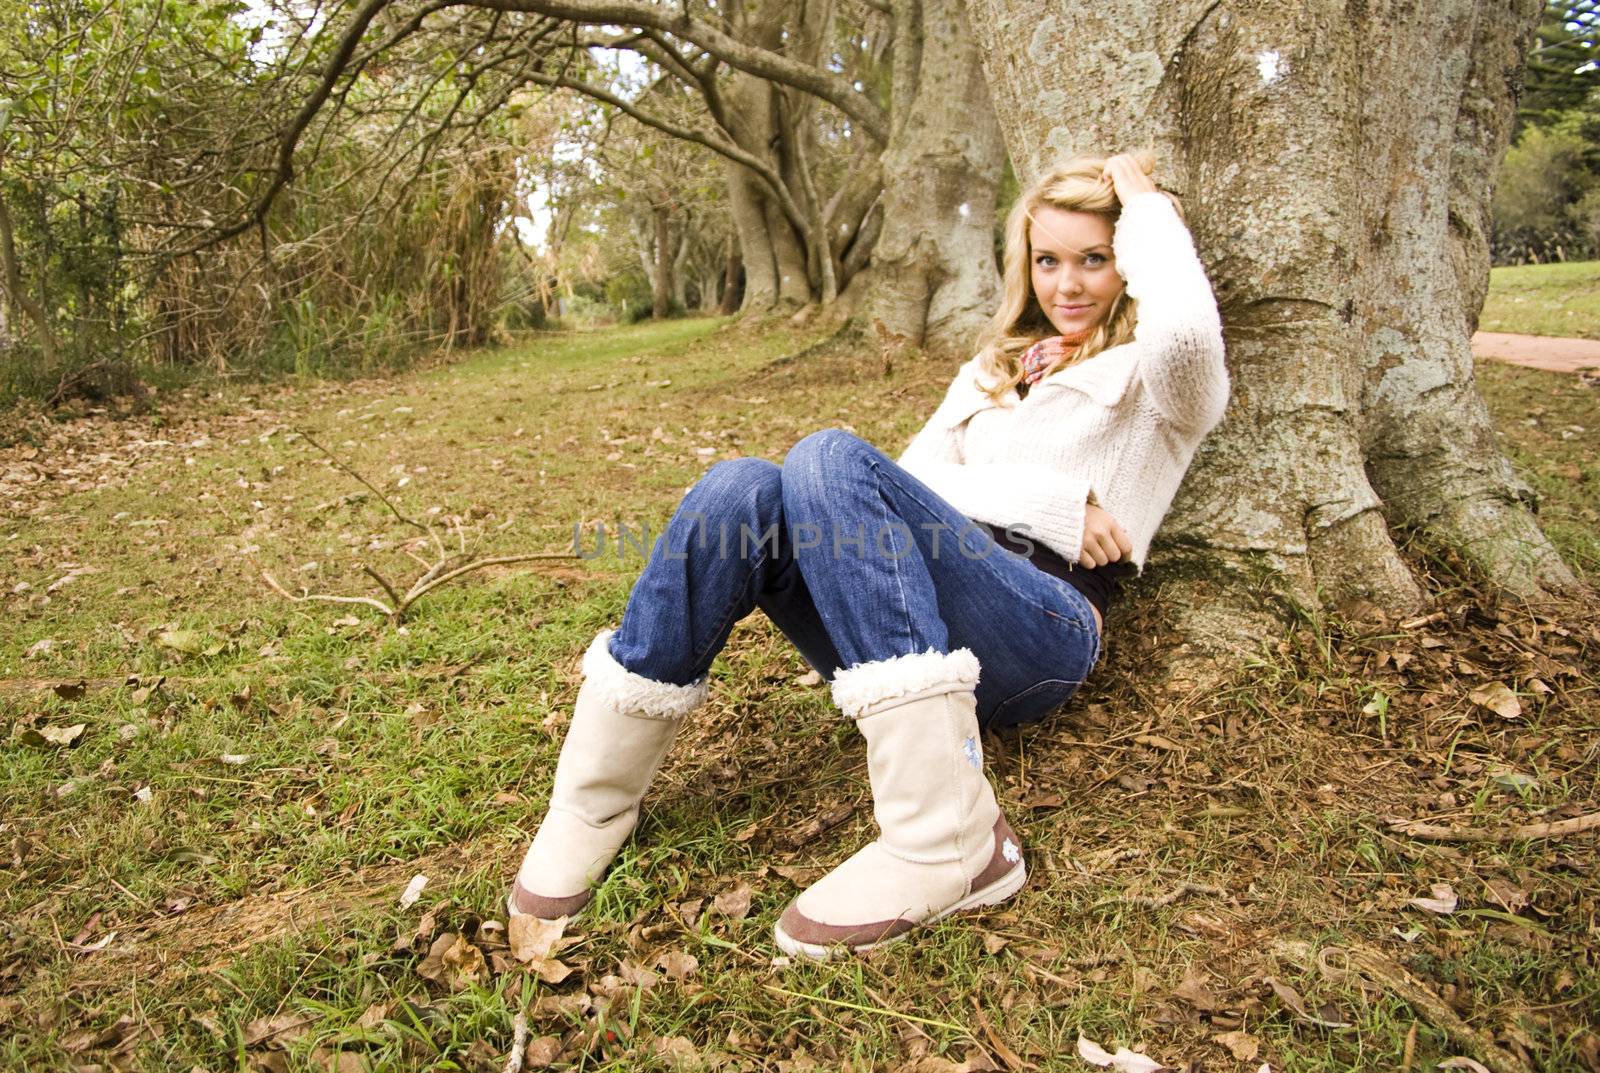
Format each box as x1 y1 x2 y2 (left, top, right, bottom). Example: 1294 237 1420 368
0 318 1596 1073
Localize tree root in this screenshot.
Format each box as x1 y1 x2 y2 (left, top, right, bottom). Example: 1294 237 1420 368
1386 811 1600 843
1274 939 1534 1073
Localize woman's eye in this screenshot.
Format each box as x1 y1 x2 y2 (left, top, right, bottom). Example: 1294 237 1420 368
1034 255 1057 268
1083 253 1107 267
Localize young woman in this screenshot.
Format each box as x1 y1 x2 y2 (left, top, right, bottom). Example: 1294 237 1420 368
507 153 1228 960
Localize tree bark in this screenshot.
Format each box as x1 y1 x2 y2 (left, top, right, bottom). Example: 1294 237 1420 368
0 187 59 367
963 0 1573 664
652 203 672 319
854 0 1004 353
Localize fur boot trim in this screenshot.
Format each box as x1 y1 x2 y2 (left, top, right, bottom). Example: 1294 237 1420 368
580 629 708 720
830 647 981 719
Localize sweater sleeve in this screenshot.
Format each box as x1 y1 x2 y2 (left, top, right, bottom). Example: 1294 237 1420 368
1113 192 1229 432
896 456 1092 563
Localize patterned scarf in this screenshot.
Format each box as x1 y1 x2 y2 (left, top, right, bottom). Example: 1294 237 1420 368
1019 332 1090 386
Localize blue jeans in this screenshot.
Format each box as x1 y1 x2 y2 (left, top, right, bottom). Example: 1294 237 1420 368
606 429 1101 729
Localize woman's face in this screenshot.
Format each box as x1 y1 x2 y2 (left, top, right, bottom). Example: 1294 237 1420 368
1028 206 1124 338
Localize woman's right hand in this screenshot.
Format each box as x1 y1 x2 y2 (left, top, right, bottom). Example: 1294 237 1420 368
1080 502 1132 568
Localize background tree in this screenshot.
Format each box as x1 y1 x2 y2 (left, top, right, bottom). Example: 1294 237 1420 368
964 0 1578 670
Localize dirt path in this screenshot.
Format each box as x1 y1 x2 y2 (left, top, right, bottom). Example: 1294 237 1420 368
1473 331 1600 374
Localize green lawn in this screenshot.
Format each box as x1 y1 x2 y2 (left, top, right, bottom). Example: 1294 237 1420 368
1480 260 1600 339
1 319 1595 1072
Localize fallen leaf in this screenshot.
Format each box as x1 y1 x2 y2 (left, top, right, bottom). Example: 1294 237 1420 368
242 1012 316 1048
1075 1035 1165 1072
1173 969 1224 1012
157 628 206 655
416 932 486 990
219 753 250 765
656 949 699 981
525 1035 564 1068
1467 682 1522 720
52 680 88 701
713 881 754 920
1438 1059 1492 1073
1408 882 1459 915
1264 976 1352 1029
1214 1030 1259 1061
509 914 567 962
651 1035 702 1069
619 960 660 991
39 723 86 747
398 873 428 910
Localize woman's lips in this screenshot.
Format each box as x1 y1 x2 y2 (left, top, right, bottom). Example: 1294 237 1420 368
1055 304 1093 315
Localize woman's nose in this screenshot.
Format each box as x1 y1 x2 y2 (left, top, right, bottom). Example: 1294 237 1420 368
1056 270 1083 298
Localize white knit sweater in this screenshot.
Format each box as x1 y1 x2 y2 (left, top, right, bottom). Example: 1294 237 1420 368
897 192 1228 569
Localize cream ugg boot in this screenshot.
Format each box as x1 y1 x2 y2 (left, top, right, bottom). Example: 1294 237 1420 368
773 648 1025 959
508 630 707 920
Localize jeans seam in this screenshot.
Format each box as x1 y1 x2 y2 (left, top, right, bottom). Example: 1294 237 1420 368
864 454 919 656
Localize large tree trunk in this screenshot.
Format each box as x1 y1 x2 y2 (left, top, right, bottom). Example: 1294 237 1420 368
963 0 1573 664
652 204 672 319
853 0 1005 353
723 71 814 313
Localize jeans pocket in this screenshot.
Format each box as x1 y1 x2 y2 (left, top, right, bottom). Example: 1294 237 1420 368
986 677 1082 729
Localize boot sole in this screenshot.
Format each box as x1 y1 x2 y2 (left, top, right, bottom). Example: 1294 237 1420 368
505 890 589 923
772 859 1028 961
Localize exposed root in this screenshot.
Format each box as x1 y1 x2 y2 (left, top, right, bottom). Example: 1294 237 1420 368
1386 810 1600 843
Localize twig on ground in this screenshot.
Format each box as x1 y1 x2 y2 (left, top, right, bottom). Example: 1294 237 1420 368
295 426 433 542
1386 811 1600 842
503 1009 528 1073
783 803 856 850
260 429 579 619
1092 880 1225 911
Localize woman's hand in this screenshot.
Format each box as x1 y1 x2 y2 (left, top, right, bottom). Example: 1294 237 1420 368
1080 502 1133 568
1102 153 1157 204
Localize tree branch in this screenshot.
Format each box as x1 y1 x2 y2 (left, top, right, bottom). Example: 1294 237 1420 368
464 0 889 142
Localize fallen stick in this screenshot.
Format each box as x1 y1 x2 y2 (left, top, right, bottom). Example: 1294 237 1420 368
1091 881 1225 911
503 1009 528 1073
1387 811 1600 843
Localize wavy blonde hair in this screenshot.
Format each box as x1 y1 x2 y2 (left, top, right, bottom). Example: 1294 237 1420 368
976 152 1171 402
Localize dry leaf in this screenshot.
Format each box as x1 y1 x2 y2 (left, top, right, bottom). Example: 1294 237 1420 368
1173 970 1224 1012
656 949 699 981
1467 682 1522 719
1264 977 1352 1029
1408 882 1459 915
398 873 428 910
509 914 567 962
1214 1030 1259 1061
620 960 661 991
651 1035 703 1069
713 882 754 920
525 1035 564 1068
416 932 486 990
39 723 86 747
242 1012 316 1048
1075 1036 1165 1072
1437 1059 1492 1073
157 628 206 654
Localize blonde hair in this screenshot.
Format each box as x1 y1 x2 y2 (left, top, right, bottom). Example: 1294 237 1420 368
976 152 1173 402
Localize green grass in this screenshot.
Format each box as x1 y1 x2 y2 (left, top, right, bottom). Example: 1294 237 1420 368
1 317 1596 1071
1481 260 1600 339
